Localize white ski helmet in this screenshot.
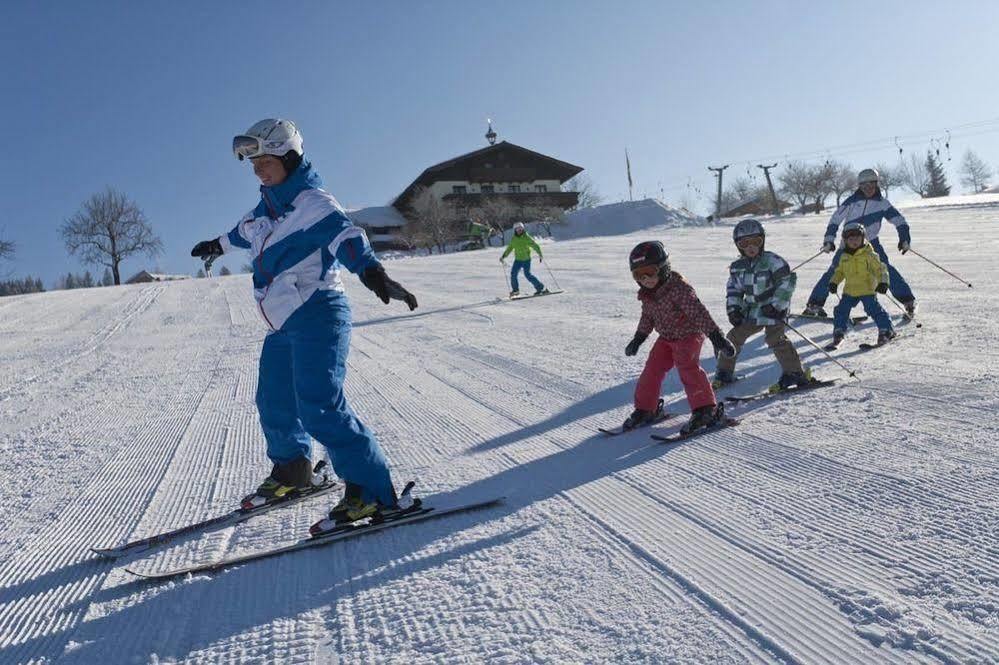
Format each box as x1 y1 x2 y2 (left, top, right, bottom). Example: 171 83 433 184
513 222 525 233
232 119 304 162
733 218 765 255
857 168 880 185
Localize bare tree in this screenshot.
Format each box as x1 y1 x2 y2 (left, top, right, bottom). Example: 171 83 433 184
563 174 603 209
827 161 856 206
899 154 930 197
960 149 992 193
61 187 163 285
410 187 460 254
777 161 813 211
874 162 906 198
477 196 520 244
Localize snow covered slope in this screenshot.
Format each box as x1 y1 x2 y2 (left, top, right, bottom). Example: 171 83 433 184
554 197 705 240
0 200 996 663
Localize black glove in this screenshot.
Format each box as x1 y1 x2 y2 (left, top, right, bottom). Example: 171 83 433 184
822 241 836 253
727 309 744 327
876 282 888 294
359 265 418 311
898 240 910 255
191 239 223 259
828 282 838 294
708 329 736 358
760 304 786 321
625 332 649 357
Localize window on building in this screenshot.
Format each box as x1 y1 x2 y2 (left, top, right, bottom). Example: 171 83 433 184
481 185 494 193
535 184 548 193
508 184 520 193
452 185 467 194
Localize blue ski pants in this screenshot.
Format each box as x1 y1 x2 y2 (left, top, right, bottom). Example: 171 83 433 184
255 290 395 505
510 259 544 293
808 238 914 306
833 294 893 333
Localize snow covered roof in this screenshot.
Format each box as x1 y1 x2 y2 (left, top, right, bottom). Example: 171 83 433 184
346 205 409 230
553 198 706 241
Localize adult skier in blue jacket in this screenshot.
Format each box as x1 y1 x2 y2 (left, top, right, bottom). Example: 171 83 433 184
191 119 417 525
802 168 916 318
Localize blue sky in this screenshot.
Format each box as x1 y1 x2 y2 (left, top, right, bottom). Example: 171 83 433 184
2 0 998 285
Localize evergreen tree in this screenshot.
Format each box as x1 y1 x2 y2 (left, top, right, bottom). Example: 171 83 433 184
101 268 114 286
925 151 951 198
65 273 77 289
219 266 232 276
81 271 95 288
196 268 206 278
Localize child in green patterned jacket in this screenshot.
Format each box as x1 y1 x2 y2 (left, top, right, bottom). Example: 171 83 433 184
714 219 810 392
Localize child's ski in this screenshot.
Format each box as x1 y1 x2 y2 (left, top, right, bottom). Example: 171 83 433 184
598 411 673 436
91 476 339 559
650 417 739 444
725 379 837 404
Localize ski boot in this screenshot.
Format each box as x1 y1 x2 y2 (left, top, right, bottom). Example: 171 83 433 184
769 368 813 393
802 303 828 318
875 329 897 346
824 330 845 351
901 299 917 319
712 368 737 390
309 482 416 535
510 290 520 298
241 457 319 510
622 398 664 431
534 287 550 295
681 403 724 435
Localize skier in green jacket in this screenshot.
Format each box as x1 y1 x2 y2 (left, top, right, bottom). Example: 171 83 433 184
500 222 548 297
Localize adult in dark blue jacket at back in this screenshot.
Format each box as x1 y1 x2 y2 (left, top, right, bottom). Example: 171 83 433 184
191 119 418 528
802 168 916 317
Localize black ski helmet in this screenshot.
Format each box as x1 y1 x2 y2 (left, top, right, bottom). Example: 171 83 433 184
841 221 867 242
629 241 671 281
733 218 765 256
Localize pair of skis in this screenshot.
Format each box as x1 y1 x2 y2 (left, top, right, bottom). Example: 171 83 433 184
127 492 503 582
599 379 838 441
510 289 564 301
94 477 502 582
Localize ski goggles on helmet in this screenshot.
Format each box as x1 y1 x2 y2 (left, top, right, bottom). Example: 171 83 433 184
632 265 660 280
232 135 288 161
735 235 764 249
842 228 865 241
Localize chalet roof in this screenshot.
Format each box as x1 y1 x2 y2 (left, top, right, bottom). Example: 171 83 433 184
393 141 583 209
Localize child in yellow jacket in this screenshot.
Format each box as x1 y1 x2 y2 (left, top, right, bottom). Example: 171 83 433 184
825 221 896 349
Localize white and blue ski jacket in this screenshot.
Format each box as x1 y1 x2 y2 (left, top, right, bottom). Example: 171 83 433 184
217 159 379 331
823 189 911 246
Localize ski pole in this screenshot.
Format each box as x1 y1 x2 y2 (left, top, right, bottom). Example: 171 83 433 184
541 256 562 291
783 319 859 380
907 248 973 288
500 260 511 293
791 250 824 272
883 292 922 328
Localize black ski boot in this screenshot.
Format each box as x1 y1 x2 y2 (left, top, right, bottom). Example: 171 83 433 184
681 403 724 435
876 329 898 346
510 290 520 298
824 330 845 351
771 368 814 393
803 303 828 318
242 457 317 510
712 368 737 390
534 287 549 295
622 399 664 430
